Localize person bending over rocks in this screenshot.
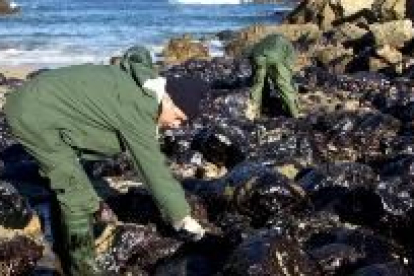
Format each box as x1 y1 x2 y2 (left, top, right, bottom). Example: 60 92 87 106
245 34 300 120
4 46 207 276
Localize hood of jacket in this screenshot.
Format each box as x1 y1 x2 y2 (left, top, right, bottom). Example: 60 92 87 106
120 46 158 87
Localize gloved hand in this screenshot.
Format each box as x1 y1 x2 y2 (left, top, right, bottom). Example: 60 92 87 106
173 216 206 241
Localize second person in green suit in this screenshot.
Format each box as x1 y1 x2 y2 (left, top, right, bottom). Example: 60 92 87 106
245 34 300 120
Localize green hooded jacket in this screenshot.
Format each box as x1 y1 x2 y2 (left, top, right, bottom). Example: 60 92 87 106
4 48 190 224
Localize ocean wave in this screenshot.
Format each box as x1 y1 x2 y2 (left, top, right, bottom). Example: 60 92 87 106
0 48 103 68
0 39 225 68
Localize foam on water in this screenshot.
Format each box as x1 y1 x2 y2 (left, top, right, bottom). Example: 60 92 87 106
0 48 103 68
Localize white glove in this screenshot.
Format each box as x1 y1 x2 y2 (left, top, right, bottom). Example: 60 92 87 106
173 216 206 241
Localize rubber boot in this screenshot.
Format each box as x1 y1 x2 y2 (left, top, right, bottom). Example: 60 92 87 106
61 211 101 276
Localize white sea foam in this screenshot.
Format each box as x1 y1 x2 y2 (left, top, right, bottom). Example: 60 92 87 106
0 48 103 68
208 39 225 57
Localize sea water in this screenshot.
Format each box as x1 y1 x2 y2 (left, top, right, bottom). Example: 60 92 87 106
0 0 292 67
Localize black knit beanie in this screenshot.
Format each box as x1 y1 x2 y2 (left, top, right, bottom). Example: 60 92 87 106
166 76 209 120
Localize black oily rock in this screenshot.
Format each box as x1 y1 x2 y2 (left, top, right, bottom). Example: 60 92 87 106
162 57 252 90
106 188 163 226
251 131 323 166
300 67 392 97
221 230 320 276
352 262 410 276
200 89 250 120
0 235 43 276
191 125 246 168
369 87 414 123
0 112 18 152
154 232 236 276
183 162 304 226
376 176 414 216
106 188 209 231
293 214 407 273
161 126 197 163
380 136 414 156
0 145 39 182
377 154 414 178
83 153 134 179
231 170 305 228
296 163 382 223
327 228 402 265
310 111 400 161
216 29 238 41
335 187 385 226
0 181 32 229
296 162 377 192
375 208 414 257
154 254 214 276
96 223 182 274
302 227 406 275
351 112 400 149
307 243 365 275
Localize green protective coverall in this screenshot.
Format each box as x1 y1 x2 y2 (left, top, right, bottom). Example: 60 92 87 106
248 34 299 118
4 47 190 275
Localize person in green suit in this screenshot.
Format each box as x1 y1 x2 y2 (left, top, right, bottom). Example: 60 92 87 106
4 46 206 275
245 34 300 120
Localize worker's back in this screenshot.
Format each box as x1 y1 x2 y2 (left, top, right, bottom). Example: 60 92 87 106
4 64 159 157
250 34 294 63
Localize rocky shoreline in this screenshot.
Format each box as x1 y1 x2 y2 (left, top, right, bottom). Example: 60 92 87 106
0 0 413 275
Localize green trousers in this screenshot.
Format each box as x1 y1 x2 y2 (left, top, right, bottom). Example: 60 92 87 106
249 34 299 118
61 211 99 276
6 115 101 276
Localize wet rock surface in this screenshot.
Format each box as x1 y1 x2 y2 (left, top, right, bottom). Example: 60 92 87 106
0 2 414 275
0 235 43 275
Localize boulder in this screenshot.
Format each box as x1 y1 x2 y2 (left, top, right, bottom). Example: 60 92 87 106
222 231 319 275
370 56 393 71
369 20 414 48
320 2 337 30
330 0 375 18
315 45 354 74
225 23 321 57
216 29 238 42
376 44 403 64
0 235 43 275
372 0 406 21
284 0 330 25
162 35 209 65
327 22 369 46
285 0 378 29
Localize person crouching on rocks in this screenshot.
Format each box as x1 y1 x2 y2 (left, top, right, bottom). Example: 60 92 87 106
4 46 207 275
245 34 300 120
